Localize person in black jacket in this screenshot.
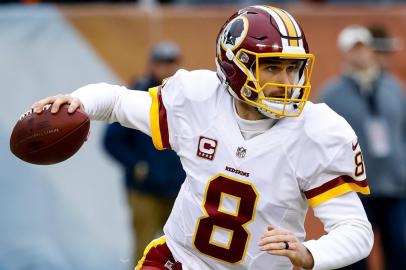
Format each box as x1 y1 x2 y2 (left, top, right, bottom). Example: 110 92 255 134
103 41 184 262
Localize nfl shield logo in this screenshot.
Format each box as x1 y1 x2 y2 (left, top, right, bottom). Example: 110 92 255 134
236 147 247 159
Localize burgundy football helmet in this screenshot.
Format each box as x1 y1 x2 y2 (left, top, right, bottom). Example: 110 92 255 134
216 5 315 119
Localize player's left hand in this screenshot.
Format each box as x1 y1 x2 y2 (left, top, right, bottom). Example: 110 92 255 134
258 225 314 269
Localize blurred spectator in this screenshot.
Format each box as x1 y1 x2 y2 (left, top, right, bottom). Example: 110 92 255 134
103 41 185 263
318 25 406 270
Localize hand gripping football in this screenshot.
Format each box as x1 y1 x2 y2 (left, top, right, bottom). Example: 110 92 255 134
10 104 90 165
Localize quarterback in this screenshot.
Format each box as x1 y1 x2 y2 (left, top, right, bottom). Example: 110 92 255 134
32 5 373 270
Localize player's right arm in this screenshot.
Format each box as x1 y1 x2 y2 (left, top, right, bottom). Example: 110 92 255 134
32 69 218 149
31 83 151 136
31 94 83 114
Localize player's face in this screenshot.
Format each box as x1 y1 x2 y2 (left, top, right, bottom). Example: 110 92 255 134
257 59 302 98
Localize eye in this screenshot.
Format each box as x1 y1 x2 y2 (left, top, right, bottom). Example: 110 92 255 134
287 62 301 73
266 64 282 73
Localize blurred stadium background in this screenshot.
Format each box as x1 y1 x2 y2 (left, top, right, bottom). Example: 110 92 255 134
1 1 405 270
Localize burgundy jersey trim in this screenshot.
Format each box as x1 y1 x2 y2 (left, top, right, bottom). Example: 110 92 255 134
304 175 369 199
157 86 171 149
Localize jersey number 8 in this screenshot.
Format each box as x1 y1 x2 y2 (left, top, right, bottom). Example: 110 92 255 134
193 174 258 264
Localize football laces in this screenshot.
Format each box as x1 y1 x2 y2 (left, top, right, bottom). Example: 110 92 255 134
19 108 34 120
19 104 51 120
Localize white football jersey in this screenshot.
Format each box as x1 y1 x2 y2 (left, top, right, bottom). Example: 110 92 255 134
147 69 369 270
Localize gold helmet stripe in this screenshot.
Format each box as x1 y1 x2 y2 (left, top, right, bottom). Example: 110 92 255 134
267 6 299 47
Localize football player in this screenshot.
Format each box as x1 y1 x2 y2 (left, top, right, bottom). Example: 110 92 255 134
32 5 373 270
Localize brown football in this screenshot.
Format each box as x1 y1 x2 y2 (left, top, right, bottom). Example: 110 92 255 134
10 104 90 165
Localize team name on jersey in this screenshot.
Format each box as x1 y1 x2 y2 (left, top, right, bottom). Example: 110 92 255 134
225 166 250 177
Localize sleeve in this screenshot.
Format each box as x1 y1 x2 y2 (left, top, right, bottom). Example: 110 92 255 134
302 192 373 270
70 83 151 136
149 86 171 150
291 106 373 269
148 69 221 152
302 139 370 208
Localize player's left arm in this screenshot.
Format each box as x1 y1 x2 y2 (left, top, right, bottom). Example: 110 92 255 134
257 190 372 270
303 192 373 270
301 140 372 270
259 138 373 270
258 225 315 269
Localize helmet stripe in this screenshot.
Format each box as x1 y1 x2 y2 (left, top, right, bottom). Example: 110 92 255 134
282 8 304 47
282 9 302 36
254 5 289 47
268 7 299 46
